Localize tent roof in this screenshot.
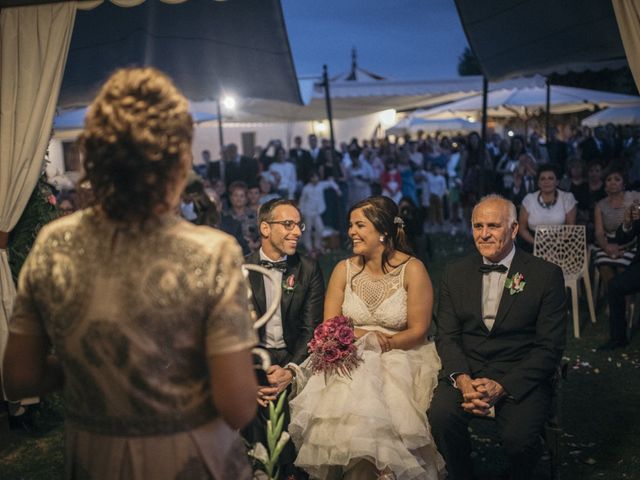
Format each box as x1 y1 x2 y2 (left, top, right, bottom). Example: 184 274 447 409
415 85 640 119
455 0 627 81
582 107 640 127
57 0 302 108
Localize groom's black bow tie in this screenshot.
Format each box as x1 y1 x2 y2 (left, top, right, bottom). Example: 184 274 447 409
259 259 288 272
479 263 508 274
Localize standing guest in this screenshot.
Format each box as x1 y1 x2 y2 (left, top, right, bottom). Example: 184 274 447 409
518 165 577 251
505 153 537 209
592 166 640 292
223 143 260 187
546 127 569 176
381 160 403 204
268 146 297 200
290 135 314 191
243 198 324 478
430 195 566 480
496 135 525 194
426 164 447 230
346 150 374 207
308 134 322 167
2 67 258 479
460 132 493 222
580 126 613 164
299 171 341 255
598 202 640 350
572 159 606 242
247 183 262 214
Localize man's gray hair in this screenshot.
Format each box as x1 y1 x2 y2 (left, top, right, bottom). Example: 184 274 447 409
471 194 518 226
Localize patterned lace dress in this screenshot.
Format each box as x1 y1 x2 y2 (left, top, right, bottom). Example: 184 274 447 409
9 208 257 480
289 258 445 480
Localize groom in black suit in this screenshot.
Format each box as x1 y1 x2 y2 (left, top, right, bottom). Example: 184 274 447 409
429 195 566 480
243 198 323 479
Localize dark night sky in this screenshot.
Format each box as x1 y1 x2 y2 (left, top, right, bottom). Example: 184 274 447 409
281 0 470 80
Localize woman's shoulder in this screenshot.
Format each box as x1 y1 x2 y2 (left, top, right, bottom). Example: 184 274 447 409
558 189 577 208
521 191 537 209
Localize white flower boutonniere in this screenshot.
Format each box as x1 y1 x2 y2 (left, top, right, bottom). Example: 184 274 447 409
505 272 526 295
283 274 296 293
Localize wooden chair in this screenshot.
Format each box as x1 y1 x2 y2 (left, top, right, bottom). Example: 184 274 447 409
533 225 596 338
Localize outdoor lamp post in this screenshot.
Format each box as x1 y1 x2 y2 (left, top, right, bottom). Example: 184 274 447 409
216 95 236 156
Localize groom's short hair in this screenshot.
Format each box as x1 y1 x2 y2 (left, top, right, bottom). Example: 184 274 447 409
472 194 517 225
258 198 300 225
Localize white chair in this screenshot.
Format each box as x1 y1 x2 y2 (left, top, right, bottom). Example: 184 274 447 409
533 225 596 338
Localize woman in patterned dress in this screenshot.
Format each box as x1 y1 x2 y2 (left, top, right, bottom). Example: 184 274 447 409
3 67 258 480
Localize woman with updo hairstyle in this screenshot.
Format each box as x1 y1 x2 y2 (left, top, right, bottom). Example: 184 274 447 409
3 67 258 479
288 195 445 479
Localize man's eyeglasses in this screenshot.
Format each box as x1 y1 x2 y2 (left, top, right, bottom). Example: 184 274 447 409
267 220 306 232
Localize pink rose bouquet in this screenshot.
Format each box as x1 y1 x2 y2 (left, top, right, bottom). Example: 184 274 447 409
308 315 362 378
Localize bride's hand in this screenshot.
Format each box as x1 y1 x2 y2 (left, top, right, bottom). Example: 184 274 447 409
374 331 393 353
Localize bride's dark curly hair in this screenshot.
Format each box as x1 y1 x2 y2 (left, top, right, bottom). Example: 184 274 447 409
78 67 193 225
348 195 413 275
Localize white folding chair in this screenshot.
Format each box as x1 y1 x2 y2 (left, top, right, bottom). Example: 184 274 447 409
534 225 596 338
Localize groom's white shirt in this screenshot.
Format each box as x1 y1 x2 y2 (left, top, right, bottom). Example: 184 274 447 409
260 248 287 349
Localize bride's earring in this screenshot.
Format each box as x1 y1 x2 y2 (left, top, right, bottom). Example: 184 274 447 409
379 235 385 243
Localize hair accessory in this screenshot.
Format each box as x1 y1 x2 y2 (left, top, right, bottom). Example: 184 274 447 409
394 216 405 227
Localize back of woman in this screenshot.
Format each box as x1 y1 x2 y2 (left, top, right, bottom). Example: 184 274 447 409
4 68 258 480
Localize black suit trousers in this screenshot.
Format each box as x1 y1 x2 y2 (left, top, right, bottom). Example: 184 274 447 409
608 262 640 343
429 379 551 480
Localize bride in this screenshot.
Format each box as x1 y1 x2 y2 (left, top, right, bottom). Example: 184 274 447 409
288 196 445 479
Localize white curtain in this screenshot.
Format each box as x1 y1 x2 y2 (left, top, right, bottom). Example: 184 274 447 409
0 2 77 386
612 0 640 93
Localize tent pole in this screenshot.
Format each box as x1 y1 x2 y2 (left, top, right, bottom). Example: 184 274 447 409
216 98 225 157
545 79 551 140
322 64 336 152
481 76 488 146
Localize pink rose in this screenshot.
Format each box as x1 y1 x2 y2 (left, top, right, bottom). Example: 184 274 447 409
48 194 57 205
337 326 354 345
323 346 340 363
513 274 523 287
314 324 327 340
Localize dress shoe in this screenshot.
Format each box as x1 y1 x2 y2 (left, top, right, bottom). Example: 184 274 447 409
596 340 629 351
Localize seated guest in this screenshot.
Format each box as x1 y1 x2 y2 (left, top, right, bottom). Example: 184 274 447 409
430 195 566 480
2 67 258 479
598 202 640 350
518 164 577 251
223 181 260 252
593 166 640 292
268 146 297 200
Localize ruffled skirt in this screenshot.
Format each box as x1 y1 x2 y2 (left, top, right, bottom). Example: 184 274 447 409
289 332 446 480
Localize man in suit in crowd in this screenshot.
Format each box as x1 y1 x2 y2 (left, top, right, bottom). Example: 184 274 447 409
208 143 259 188
580 126 614 164
243 198 324 478
598 202 640 350
290 135 314 187
429 194 566 480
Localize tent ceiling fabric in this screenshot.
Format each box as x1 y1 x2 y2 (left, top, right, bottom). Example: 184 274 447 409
57 0 301 108
455 0 628 81
415 85 640 120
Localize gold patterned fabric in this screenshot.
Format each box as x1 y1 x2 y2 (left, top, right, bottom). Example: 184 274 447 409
10 208 256 479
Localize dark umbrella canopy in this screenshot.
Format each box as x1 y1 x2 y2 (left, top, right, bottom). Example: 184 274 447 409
57 0 301 108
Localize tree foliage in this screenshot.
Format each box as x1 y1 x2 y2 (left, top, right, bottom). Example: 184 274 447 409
457 47 482 76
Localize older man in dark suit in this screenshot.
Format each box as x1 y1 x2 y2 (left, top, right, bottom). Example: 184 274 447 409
243 198 323 479
429 194 566 480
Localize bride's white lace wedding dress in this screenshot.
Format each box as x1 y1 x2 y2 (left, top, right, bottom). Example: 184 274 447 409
289 258 445 480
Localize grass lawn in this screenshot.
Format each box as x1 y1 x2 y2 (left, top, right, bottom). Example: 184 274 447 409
1 232 639 479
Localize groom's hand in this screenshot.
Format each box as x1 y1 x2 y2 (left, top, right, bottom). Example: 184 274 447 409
266 365 293 392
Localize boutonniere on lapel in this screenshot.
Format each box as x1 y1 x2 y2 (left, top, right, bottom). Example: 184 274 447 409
504 272 526 295
282 274 296 293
